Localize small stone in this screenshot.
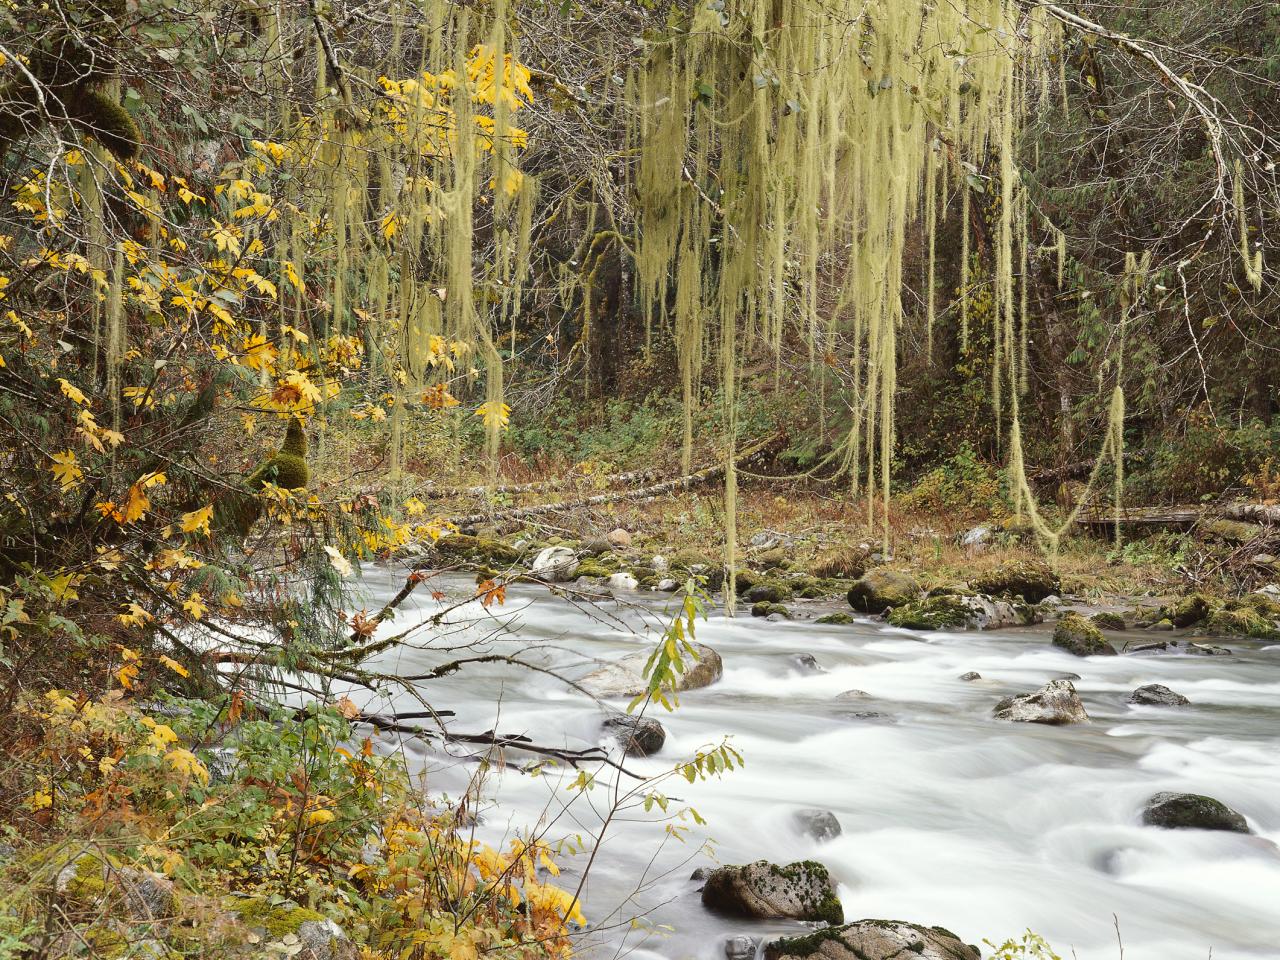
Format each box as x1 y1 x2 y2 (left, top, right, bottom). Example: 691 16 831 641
1187 642 1231 656
1142 792 1250 833
531 546 579 583
790 653 823 673
656 578 678 592
833 689 871 701
690 867 712 882
652 555 669 573
724 935 762 960
607 572 639 592
1149 619 1175 631
792 808 842 842
602 714 666 756
958 671 982 681
1127 683 1190 706
607 528 633 549
1252 554 1276 567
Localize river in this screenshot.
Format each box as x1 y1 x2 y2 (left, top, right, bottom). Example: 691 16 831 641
350 566 1280 960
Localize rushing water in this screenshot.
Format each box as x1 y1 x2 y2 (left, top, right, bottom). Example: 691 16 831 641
349 565 1280 960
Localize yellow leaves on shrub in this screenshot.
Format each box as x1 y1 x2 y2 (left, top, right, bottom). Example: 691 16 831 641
256 369 323 414
122 471 166 523
117 602 152 628
305 808 336 826
57 378 88 405
159 655 189 678
117 646 141 690
164 748 209 783
475 401 510 432
420 383 459 411
180 504 214 537
49 449 83 490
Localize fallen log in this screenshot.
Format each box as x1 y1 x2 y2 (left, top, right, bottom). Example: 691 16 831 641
450 432 785 530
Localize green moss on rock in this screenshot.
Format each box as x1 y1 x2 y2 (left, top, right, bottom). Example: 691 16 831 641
1090 612 1126 631
815 612 855 625
230 897 325 938
886 596 971 630
1164 593 1213 628
1053 612 1116 657
970 559 1059 603
847 569 920 613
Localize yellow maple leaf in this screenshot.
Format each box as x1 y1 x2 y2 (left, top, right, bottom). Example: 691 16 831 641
117 603 152 628
183 592 208 619
241 334 278 372
49 450 83 490
180 504 214 537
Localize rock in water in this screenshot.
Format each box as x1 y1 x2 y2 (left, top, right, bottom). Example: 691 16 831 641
847 570 921 613
724 936 762 960
790 653 823 673
993 679 1089 725
602 714 666 756
1052 613 1116 657
764 921 980 960
701 860 843 924
887 593 1036 630
1127 684 1190 706
792 808 842 842
1142 792 1250 833
958 671 982 681
531 546 579 582
579 643 723 698
607 572 639 592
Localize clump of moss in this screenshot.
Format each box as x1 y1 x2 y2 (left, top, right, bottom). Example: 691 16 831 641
970 559 1059 603
1200 607 1280 640
1163 593 1213 628
1090 611 1126 631
886 596 971 630
815 612 855 625
229 897 325 938
808 545 869 580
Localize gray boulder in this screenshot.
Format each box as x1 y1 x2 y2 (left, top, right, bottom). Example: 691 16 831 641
607 572 639 592
792 809 842 842
602 714 666 756
531 546 579 582
1127 684 1190 707
790 653 824 673
847 570 920 614
765 920 979 960
993 679 1089 725
55 853 173 922
579 643 723 699
958 672 982 681
701 860 843 924
1052 613 1116 657
724 935 762 960
1142 792 1250 833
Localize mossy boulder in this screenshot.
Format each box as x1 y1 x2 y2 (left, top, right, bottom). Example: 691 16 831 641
435 533 523 566
847 569 920 614
733 568 762 593
1164 593 1213 628
1200 607 1280 640
744 581 793 604
751 601 790 618
1141 792 1250 833
1052 612 1116 657
970 559 1059 603
765 920 980 960
816 612 856 625
887 593 1035 631
602 714 666 756
1090 612 1126 631
886 596 970 630
756 547 789 569
573 559 614 580
701 860 843 925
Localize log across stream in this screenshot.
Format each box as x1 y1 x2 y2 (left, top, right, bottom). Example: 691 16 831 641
349 567 1280 960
